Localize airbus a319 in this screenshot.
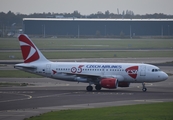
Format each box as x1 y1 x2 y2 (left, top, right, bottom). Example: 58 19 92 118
14 34 168 92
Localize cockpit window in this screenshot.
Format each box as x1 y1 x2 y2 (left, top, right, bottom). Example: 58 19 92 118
152 69 160 72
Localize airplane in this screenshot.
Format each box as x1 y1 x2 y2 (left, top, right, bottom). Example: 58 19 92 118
14 34 168 92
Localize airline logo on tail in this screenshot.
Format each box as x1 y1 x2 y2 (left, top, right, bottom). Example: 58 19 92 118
18 35 39 63
126 66 138 79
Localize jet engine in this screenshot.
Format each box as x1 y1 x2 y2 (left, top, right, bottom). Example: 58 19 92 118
100 78 118 89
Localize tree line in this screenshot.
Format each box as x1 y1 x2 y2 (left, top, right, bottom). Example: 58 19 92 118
0 10 173 28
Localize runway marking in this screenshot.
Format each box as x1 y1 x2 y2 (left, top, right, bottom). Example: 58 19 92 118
85 92 134 95
25 84 70 87
137 83 153 88
5 110 39 113
32 92 73 99
0 91 34 93
66 45 109 47
0 115 25 116
0 91 82 103
146 83 153 86
134 100 163 103
0 92 32 103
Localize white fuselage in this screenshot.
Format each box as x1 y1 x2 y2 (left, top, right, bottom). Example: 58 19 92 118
16 61 168 84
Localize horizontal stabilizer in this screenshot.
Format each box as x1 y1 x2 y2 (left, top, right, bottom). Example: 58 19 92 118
14 64 37 70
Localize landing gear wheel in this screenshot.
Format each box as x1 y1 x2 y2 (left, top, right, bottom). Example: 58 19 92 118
95 84 102 91
142 82 147 92
86 86 93 92
142 88 147 92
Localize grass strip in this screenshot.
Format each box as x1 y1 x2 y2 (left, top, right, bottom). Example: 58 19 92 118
0 38 173 49
25 102 173 120
0 51 173 60
0 82 28 87
0 70 42 78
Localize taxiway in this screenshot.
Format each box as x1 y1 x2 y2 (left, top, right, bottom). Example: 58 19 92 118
0 74 173 120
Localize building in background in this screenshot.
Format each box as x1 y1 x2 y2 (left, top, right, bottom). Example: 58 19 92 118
23 18 173 38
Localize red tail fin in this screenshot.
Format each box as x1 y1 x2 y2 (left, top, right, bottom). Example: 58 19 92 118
18 34 49 63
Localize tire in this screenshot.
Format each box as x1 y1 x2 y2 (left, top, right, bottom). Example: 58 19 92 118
142 88 147 92
86 86 93 91
95 84 102 91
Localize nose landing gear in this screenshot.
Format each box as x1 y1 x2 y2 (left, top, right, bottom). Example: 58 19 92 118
142 82 147 92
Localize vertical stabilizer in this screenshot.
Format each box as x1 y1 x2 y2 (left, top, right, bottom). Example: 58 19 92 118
18 34 49 63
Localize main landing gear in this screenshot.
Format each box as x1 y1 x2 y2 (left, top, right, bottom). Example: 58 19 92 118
142 82 147 92
86 84 102 91
86 86 93 91
95 84 102 91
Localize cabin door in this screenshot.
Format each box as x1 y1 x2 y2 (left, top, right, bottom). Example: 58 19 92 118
140 65 146 76
46 64 51 76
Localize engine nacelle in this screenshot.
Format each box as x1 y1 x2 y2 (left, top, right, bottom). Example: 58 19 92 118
118 82 130 87
100 78 118 89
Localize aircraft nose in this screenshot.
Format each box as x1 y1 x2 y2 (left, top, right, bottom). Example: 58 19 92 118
162 72 168 80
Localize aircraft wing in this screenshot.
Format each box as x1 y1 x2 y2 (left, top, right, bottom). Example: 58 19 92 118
65 72 101 77
62 72 116 79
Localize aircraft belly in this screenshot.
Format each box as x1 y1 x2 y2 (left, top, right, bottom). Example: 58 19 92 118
123 75 134 82
52 74 76 81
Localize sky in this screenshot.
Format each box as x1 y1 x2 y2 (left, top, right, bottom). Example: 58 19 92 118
0 0 173 15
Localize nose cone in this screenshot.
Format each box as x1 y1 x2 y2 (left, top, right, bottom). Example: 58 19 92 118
162 72 168 81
